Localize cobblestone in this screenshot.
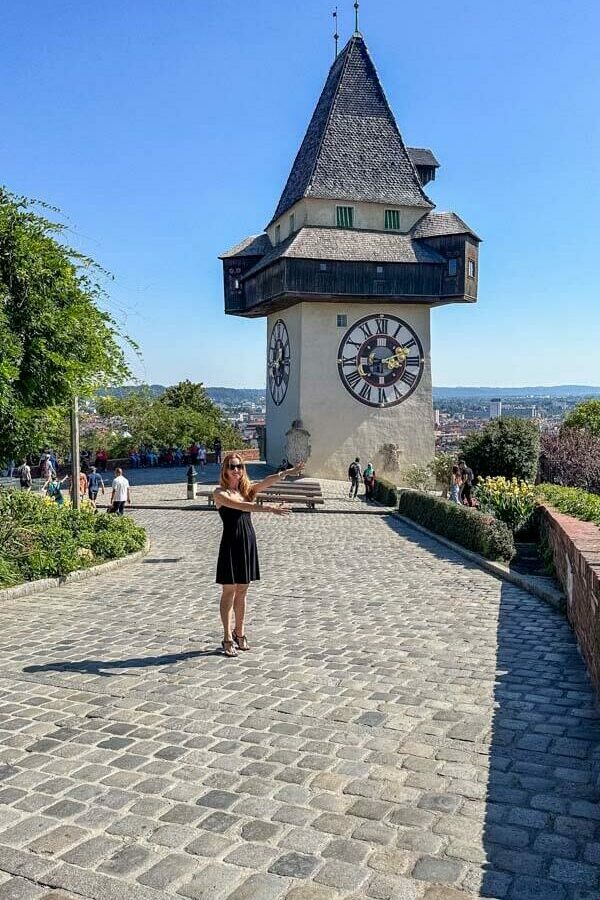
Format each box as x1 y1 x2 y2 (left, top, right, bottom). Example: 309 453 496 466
0 477 599 898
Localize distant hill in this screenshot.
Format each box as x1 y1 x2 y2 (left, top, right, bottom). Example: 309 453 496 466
433 385 600 400
97 385 266 404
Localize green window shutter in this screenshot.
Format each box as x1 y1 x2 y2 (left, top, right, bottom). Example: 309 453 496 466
336 206 354 228
384 209 401 231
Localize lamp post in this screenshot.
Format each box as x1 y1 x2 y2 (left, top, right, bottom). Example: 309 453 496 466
70 395 81 509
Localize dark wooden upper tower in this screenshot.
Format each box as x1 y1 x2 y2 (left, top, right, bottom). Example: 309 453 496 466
220 34 480 318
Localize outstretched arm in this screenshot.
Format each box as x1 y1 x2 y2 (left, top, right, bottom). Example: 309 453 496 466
213 489 289 516
253 462 304 494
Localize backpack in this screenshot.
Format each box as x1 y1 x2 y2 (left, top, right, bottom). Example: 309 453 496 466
348 463 360 479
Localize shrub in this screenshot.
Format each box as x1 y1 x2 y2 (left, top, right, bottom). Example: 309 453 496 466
460 418 540 481
403 464 433 492
563 399 600 437
429 453 456 497
537 483 600 527
475 476 538 533
539 429 600 494
373 477 398 506
398 489 515 561
0 489 146 587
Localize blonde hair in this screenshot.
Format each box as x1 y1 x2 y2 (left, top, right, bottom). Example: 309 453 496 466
219 452 256 501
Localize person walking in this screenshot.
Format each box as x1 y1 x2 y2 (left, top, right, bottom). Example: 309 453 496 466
39 454 53 482
450 464 462 503
110 467 131 515
43 473 68 505
214 453 303 658
213 438 222 466
18 459 33 491
87 467 105 510
459 459 474 507
348 457 362 499
363 462 376 501
198 444 207 468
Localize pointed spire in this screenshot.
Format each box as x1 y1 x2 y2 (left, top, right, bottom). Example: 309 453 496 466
333 7 339 59
269 35 433 225
354 0 360 34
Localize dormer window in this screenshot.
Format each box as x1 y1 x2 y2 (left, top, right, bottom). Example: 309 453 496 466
384 209 401 231
336 206 354 229
289 213 295 235
275 224 281 244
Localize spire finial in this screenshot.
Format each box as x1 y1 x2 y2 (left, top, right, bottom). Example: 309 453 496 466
354 0 360 34
333 7 339 58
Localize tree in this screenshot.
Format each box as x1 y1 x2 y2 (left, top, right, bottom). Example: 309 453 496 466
460 418 540 482
563 400 600 438
0 188 134 460
540 429 600 494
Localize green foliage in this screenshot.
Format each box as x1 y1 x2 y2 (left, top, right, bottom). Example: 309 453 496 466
429 453 456 494
460 418 540 481
563 400 600 437
398 490 515 561
475 476 538 533
373 477 398 506
403 464 433 492
0 489 146 588
0 188 135 461
98 382 241 452
537 483 600 526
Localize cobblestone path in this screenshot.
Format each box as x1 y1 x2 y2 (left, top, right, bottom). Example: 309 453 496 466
0 496 599 899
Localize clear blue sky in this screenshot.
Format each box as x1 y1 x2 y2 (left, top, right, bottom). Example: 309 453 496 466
2 0 599 388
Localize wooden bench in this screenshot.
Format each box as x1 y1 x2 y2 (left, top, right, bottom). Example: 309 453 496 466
196 481 324 510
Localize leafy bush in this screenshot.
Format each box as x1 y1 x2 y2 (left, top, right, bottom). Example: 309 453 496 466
373 477 398 506
429 453 456 496
403 464 433 491
537 483 600 527
398 489 515 561
476 476 538 533
563 399 600 437
0 489 146 588
460 418 540 481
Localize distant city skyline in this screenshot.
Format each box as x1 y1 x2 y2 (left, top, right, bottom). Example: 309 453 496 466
2 1 599 387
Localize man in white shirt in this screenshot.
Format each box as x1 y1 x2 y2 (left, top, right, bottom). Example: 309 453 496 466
110 468 131 515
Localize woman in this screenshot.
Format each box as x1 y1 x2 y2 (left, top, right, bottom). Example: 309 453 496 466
43 473 68 505
363 462 376 501
450 464 462 502
214 453 303 657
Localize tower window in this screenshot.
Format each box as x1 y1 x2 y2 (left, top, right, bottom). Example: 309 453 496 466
384 209 401 231
319 262 328 272
336 206 354 229
289 213 295 234
468 259 476 278
448 258 458 277
275 224 281 244
337 314 347 327
376 265 384 274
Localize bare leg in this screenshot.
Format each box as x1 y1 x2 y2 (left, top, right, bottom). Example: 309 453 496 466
220 585 236 642
233 584 248 638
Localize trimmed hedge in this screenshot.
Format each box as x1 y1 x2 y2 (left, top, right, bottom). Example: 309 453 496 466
0 490 146 588
537 483 600 527
374 477 398 506
397 490 516 562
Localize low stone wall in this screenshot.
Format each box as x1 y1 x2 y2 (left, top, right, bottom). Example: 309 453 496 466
100 449 261 470
541 505 600 695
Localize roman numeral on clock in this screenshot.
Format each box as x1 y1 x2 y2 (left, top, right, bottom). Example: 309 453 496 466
347 370 361 389
401 338 416 350
401 370 416 387
406 356 420 367
378 388 387 405
359 322 372 338
375 318 388 334
359 383 372 401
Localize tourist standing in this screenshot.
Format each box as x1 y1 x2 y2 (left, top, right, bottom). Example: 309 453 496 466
214 453 303 657
18 459 32 491
198 444 207 468
363 462 376 501
43 473 68 505
348 457 362 499
87 467 105 510
110 467 131 515
213 438 222 466
459 459 474 507
39 454 53 482
450 465 462 503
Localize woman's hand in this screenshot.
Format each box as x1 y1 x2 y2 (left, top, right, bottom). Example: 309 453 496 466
286 462 305 477
270 503 291 516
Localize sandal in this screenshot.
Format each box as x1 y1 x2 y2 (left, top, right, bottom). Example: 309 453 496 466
232 631 250 651
221 640 238 658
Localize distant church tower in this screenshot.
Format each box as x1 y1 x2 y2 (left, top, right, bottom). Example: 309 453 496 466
220 30 480 478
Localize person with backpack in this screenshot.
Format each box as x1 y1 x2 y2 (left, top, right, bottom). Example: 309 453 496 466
43 473 68 505
459 459 475 507
363 462 376 501
348 457 362 500
18 459 33 491
87 467 105 510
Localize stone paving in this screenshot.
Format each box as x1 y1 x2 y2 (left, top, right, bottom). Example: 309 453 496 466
0 481 599 899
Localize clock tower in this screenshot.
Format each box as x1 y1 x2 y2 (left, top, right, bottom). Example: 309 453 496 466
220 31 480 479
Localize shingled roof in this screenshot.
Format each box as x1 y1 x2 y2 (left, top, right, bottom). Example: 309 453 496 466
242 227 446 280
411 211 480 241
220 234 271 259
269 35 433 226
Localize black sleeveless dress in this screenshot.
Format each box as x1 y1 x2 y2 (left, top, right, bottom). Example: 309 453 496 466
216 505 260 585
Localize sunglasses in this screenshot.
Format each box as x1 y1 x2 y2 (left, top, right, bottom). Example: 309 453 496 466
228 463 244 470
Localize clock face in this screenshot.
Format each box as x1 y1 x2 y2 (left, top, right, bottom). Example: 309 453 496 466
268 319 291 406
337 313 424 408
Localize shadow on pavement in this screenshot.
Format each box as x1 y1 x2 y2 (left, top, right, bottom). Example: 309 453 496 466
24 649 218 677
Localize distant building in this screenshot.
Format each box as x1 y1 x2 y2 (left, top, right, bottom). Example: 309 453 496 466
434 409 441 427
489 399 502 419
